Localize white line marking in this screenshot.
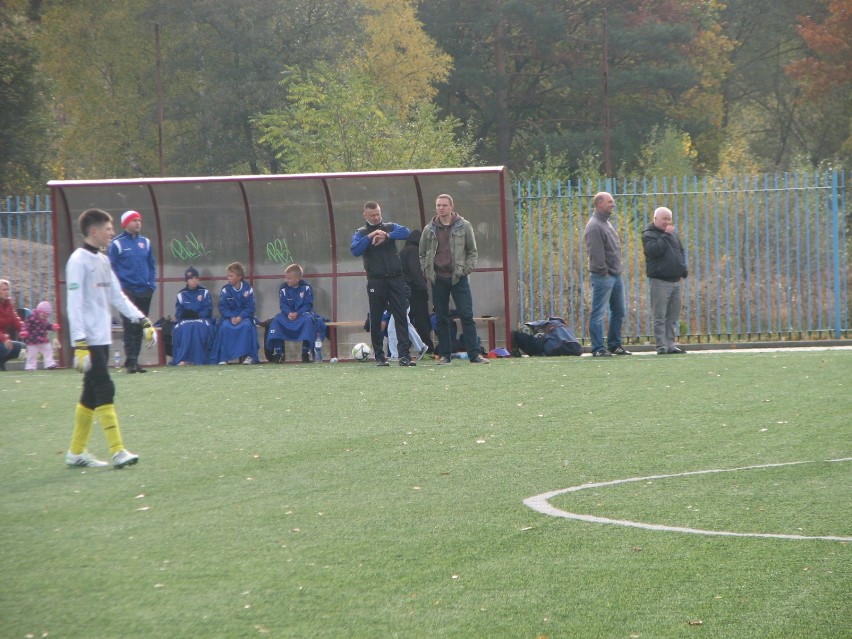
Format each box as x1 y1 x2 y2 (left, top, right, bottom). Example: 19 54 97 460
524 459 852 542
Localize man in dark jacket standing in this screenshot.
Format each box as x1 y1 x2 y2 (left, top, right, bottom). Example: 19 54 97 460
642 206 688 354
400 229 434 354
351 201 415 367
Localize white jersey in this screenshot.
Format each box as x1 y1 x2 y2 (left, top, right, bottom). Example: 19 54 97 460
66 244 145 345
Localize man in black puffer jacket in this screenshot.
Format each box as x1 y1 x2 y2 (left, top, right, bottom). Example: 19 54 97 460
351 201 415 367
642 206 688 355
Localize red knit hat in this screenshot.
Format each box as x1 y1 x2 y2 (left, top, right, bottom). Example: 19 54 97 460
121 210 142 228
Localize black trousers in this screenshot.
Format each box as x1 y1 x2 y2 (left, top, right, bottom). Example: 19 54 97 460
80 345 115 409
121 291 151 364
366 277 411 359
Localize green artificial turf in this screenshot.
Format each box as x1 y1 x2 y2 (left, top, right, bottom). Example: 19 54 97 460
1 350 850 638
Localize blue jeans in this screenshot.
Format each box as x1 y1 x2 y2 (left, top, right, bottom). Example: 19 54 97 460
589 273 625 353
0 339 24 369
432 276 480 358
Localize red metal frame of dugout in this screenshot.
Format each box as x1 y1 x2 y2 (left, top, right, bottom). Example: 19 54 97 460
49 167 516 365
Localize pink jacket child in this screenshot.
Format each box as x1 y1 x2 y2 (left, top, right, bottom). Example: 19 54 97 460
21 301 60 370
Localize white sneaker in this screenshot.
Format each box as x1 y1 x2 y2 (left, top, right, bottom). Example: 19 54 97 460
242 357 254 365
417 346 429 361
218 361 227 365
112 449 139 469
65 451 109 468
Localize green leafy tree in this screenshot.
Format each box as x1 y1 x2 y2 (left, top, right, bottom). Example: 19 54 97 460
418 0 572 167
255 64 474 172
418 0 732 174
1 4 54 192
36 0 364 179
637 125 698 178
148 0 364 175
360 0 451 110
37 0 158 178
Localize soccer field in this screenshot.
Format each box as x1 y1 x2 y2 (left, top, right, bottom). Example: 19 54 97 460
2 349 850 638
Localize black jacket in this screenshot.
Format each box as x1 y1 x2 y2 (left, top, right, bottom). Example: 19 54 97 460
351 222 408 278
400 230 427 291
642 224 688 282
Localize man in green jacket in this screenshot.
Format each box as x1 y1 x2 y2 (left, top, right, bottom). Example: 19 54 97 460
419 194 489 365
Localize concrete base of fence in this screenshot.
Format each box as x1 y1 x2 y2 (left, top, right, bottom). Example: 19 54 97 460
594 339 850 354
2 339 849 368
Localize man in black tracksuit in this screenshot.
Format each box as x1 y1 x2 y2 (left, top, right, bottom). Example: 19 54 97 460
350 201 415 366
400 229 434 354
642 206 688 354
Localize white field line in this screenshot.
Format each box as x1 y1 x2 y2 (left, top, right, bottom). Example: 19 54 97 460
523 459 852 542
588 345 852 356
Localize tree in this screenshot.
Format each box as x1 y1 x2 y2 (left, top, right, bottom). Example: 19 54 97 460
0 3 54 192
787 0 852 92
148 0 364 176
35 0 364 179
255 0 467 173
418 0 732 174
786 0 852 161
718 0 835 169
637 125 698 178
37 0 158 178
255 63 474 172
359 0 452 110
418 0 573 167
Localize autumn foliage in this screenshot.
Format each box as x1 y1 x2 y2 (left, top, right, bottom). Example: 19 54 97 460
786 0 852 94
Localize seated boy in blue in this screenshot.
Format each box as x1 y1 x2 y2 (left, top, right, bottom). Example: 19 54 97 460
171 266 215 365
210 261 259 365
266 263 326 363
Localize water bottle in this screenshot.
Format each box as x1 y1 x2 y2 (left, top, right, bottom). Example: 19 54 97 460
114 350 121 369
314 334 323 363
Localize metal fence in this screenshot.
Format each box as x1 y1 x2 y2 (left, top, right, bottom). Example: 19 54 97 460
1 195 54 311
516 171 849 342
3 173 850 342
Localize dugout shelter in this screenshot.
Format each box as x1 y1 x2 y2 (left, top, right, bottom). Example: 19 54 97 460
49 167 517 365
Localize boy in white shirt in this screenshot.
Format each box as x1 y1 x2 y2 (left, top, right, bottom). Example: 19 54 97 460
64 208 156 469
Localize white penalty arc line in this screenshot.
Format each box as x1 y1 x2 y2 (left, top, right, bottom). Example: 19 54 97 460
523 458 852 542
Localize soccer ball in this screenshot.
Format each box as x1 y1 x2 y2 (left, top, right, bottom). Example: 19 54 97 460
352 342 372 361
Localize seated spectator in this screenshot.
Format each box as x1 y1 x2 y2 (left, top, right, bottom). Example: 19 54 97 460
510 317 582 357
210 262 259 365
387 307 428 361
171 266 215 366
22 301 60 370
266 264 326 363
0 279 25 371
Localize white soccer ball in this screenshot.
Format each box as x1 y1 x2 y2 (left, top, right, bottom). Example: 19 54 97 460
329 357 338 364
352 342 372 361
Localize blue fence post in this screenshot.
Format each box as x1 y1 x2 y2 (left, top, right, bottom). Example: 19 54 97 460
830 170 842 338
815 171 824 330
516 181 525 322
